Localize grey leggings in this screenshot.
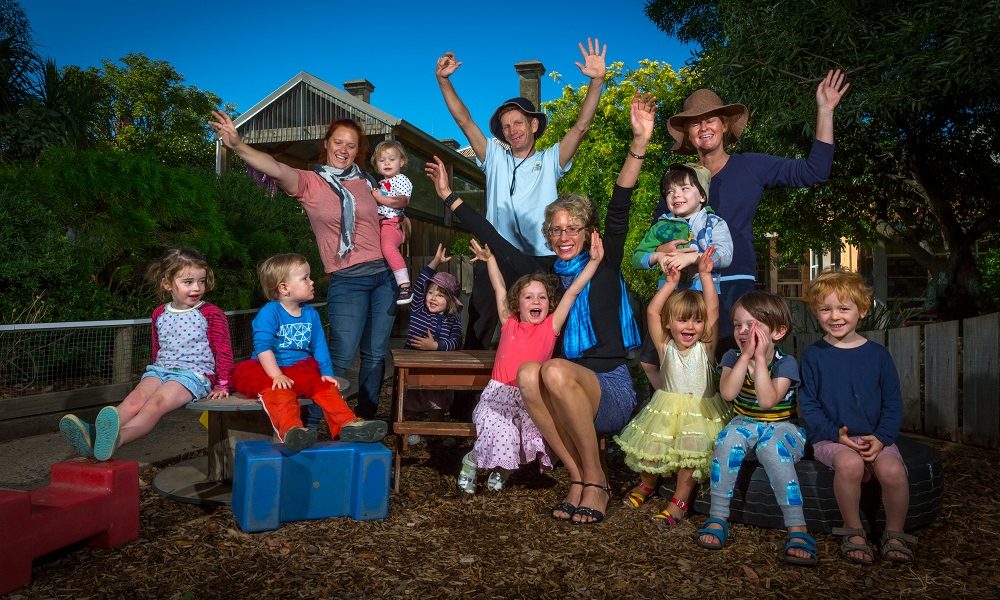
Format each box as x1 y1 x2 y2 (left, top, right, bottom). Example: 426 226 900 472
709 416 808 528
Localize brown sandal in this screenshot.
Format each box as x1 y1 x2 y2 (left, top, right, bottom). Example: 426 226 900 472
832 527 874 565
880 530 917 565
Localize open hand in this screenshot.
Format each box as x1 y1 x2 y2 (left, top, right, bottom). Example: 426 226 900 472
575 38 607 80
816 69 850 112
271 374 294 390
410 330 439 351
436 52 461 79
207 387 230 400
469 239 492 263
208 110 243 149
630 91 657 142
424 156 452 198
321 375 340 388
698 245 716 274
433 242 452 265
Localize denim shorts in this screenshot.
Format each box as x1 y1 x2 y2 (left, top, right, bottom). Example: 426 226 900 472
593 364 637 434
141 365 211 399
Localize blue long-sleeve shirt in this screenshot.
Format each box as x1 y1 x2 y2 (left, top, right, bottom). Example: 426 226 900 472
406 266 463 351
653 140 834 279
251 301 335 376
798 339 903 446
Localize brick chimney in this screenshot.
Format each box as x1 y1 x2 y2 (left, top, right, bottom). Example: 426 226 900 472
343 79 375 104
514 60 545 109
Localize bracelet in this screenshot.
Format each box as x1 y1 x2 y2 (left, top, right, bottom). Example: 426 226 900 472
628 149 646 160
442 191 458 207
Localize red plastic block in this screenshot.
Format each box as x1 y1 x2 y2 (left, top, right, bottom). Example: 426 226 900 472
0 458 139 594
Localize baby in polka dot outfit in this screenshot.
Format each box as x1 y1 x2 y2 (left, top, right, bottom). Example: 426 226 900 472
370 140 414 305
457 236 603 493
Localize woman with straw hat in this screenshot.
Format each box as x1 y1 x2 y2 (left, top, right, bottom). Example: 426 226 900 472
655 70 850 340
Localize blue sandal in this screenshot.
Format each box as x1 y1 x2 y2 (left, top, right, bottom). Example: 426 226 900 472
783 531 819 567
695 517 730 550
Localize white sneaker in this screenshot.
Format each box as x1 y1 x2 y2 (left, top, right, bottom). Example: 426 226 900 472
407 434 423 445
486 469 511 492
457 452 477 494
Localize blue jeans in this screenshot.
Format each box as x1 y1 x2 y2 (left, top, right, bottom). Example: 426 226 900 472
306 270 397 425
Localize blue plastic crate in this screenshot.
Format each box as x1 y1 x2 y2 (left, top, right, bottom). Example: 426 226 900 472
232 440 391 532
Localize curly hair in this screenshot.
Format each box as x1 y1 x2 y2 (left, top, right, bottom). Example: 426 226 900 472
371 140 408 170
505 273 562 319
146 248 215 301
804 268 873 315
660 289 713 343
542 194 599 251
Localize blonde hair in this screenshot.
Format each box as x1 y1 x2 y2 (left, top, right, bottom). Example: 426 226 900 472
542 194 599 250
804 268 873 315
258 253 309 301
371 140 408 170
661 289 713 343
146 248 215 300
505 273 562 318
731 291 792 341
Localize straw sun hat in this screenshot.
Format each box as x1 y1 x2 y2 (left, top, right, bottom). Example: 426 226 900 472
667 89 749 155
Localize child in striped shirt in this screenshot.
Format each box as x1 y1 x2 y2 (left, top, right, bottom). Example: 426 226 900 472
695 291 816 566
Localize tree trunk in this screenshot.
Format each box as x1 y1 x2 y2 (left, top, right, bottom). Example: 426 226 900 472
932 242 982 322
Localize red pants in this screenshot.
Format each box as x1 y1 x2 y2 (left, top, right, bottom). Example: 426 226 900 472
232 357 355 439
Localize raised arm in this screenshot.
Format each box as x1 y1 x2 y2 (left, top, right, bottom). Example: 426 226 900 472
209 110 300 195
551 233 604 333
814 69 849 145
617 92 656 188
435 52 488 161
697 246 720 355
558 38 607 168
470 239 511 322
647 265 681 362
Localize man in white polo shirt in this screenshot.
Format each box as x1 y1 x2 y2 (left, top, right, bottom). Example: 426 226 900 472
434 38 607 349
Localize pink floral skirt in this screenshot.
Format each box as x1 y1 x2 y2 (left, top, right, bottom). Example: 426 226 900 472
471 379 552 471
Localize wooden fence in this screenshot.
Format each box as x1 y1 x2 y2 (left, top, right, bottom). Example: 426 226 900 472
784 312 1000 449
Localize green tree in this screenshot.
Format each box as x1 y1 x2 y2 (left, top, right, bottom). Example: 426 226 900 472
537 59 690 299
0 0 38 114
645 0 1000 320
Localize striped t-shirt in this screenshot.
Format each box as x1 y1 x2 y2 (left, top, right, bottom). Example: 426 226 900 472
720 348 800 421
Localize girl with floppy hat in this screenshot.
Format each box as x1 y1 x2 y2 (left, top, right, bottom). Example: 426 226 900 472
653 70 850 341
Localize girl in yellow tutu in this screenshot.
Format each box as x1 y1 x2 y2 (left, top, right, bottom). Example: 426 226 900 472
614 246 731 526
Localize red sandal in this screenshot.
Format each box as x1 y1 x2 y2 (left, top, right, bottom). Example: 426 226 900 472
623 481 656 508
653 496 688 527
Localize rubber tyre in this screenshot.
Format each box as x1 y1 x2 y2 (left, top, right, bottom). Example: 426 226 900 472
677 436 943 533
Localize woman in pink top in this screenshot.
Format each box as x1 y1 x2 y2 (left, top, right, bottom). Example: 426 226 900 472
210 112 397 422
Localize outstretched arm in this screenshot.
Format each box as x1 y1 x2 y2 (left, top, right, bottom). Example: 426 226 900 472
697 247 720 356
617 92 656 188
814 69 849 145
209 110 300 195
470 239 511 322
647 265 681 363
551 233 604 332
435 52 488 161
558 38 607 168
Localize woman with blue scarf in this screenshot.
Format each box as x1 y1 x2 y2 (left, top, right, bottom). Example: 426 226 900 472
425 92 655 524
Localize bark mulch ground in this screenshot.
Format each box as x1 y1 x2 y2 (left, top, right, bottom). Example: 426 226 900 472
9 427 998 599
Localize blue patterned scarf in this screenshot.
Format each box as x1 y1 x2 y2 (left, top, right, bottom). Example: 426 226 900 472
554 253 641 359
314 164 376 257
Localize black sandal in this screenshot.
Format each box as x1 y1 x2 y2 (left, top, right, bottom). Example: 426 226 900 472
551 481 583 521
571 482 611 525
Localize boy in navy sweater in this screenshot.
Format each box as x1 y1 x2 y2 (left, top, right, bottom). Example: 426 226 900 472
799 269 915 566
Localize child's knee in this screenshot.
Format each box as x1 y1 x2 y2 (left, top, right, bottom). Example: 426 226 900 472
832 452 866 480
517 362 541 391
876 456 909 487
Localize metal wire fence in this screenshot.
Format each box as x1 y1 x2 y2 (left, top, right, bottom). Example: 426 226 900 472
0 305 326 398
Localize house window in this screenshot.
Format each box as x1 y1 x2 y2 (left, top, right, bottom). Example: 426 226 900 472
452 173 484 215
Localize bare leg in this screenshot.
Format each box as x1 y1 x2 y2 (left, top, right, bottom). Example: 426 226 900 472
873 453 910 560
116 377 164 424
118 381 193 446
519 362 585 517
669 468 695 520
831 449 871 562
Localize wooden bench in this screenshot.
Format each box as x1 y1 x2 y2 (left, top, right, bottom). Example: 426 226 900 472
390 349 494 491
152 377 348 505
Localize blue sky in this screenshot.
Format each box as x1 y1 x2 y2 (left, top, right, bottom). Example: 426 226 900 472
23 0 694 145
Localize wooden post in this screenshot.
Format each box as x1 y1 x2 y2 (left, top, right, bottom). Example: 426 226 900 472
111 327 134 384
961 313 999 448
888 326 922 434
924 320 960 441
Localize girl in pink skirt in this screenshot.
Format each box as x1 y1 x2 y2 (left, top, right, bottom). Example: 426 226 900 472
458 236 603 493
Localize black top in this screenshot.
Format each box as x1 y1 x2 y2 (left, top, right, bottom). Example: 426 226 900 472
453 184 635 372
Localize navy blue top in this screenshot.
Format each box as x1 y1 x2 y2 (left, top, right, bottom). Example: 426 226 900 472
798 339 903 446
653 140 834 278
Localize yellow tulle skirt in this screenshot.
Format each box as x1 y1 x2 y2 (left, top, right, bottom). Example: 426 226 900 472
614 390 732 480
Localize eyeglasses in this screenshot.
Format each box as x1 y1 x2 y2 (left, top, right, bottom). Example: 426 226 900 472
545 226 586 238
